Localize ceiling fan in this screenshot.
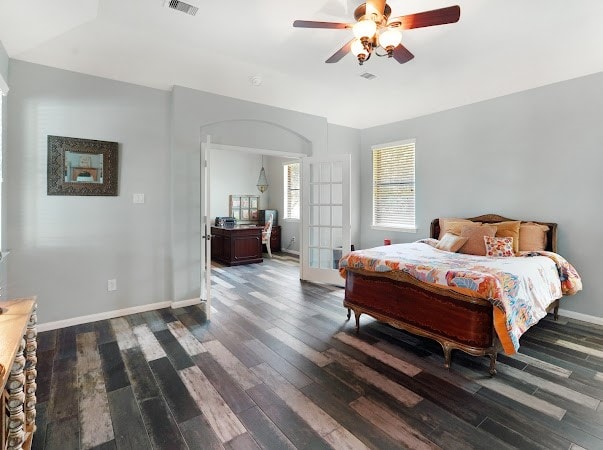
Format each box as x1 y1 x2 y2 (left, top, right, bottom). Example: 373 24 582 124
293 1 460 65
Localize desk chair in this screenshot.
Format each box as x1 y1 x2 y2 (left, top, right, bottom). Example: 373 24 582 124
262 215 274 258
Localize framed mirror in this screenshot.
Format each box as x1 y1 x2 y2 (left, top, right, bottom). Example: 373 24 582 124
47 135 119 196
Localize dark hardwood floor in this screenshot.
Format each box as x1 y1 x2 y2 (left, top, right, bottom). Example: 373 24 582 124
32 253 603 449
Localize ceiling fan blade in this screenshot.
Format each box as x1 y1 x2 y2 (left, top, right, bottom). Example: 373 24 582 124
392 44 414 64
366 0 386 16
389 5 460 30
326 39 354 63
293 20 351 29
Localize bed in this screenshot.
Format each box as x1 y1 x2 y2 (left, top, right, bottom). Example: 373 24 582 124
340 214 582 375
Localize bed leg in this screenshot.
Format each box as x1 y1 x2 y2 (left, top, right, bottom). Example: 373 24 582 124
443 345 452 369
553 300 559 321
489 352 497 376
346 308 351 320
354 312 361 333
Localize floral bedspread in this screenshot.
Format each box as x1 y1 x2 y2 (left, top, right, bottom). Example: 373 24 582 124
339 242 582 354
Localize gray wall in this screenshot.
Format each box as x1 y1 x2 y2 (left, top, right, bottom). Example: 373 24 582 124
0 41 7 298
360 71 603 317
6 60 171 322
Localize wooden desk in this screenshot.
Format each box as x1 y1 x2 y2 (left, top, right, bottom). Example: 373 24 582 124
1 297 37 450
211 225 263 266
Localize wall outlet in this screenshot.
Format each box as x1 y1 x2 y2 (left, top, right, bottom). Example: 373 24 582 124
133 193 145 204
108 279 117 291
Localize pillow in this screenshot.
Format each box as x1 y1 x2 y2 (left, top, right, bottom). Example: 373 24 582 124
519 222 549 252
458 224 497 256
436 233 468 252
438 218 482 239
484 236 514 257
491 221 521 254
416 238 439 248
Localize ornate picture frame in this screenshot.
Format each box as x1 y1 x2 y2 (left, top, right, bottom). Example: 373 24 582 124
47 135 119 196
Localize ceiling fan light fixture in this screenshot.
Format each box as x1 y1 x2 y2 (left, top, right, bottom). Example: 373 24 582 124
351 39 370 65
352 19 377 40
379 28 402 53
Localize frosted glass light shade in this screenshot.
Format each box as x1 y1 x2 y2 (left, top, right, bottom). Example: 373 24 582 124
379 28 402 49
257 166 269 193
351 39 369 57
352 19 377 39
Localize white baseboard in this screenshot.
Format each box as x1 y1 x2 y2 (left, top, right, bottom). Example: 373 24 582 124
171 298 201 309
37 301 172 332
282 249 300 256
558 308 603 326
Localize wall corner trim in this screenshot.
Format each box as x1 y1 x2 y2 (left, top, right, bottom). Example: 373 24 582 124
558 308 603 326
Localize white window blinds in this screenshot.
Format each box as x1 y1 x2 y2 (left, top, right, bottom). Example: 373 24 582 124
284 162 300 219
372 140 415 229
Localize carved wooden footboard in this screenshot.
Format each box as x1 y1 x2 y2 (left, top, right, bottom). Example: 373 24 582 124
344 268 501 375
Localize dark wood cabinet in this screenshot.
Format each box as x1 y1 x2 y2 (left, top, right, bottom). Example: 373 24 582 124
211 226 263 266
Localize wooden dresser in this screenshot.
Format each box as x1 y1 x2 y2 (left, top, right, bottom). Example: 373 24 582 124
1 297 38 450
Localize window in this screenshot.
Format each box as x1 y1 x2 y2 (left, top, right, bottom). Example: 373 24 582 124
283 162 300 220
372 139 416 231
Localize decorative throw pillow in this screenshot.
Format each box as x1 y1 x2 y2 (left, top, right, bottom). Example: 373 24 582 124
484 236 514 257
519 222 549 252
491 221 521 254
416 238 439 248
458 224 497 256
438 218 482 239
436 233 469 252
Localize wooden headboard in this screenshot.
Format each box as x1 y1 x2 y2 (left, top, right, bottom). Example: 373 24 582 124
430 214 558 253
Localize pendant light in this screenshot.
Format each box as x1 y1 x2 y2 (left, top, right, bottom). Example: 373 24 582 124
256 155 269 193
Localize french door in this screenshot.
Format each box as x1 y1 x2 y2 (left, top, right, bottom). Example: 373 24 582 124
301 155 351 286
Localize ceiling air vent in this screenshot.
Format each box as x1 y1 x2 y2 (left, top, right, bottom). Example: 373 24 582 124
360 72 376 80
165 0 199 16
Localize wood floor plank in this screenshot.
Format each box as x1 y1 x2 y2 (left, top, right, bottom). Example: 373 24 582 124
193 352 256 414
133 323 167 361
225 433 262 450
107 386 151 449
325 348 422 407
154 328 195 370
350 396 439 450
178 364 246 443
77 332 114 449
250 363 368 449
138 396 188 449
267 327 331 367
167 320 208 356
121 346 161 401
141 310 169 332
37 329 58 352
334 331 422 377
204 339 261 390
32 401 48 450
245 339 313 389
245 383 330 450
94 320 116 345
98 341 130 392
48 355 78 421
237 405 296 450
35 350 55 404
45 416 79 450
178 414 225 450
149 357 201 424
301 380 405 450
109 317 138 350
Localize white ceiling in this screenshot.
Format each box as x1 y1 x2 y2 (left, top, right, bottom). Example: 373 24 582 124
1 0 603 128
